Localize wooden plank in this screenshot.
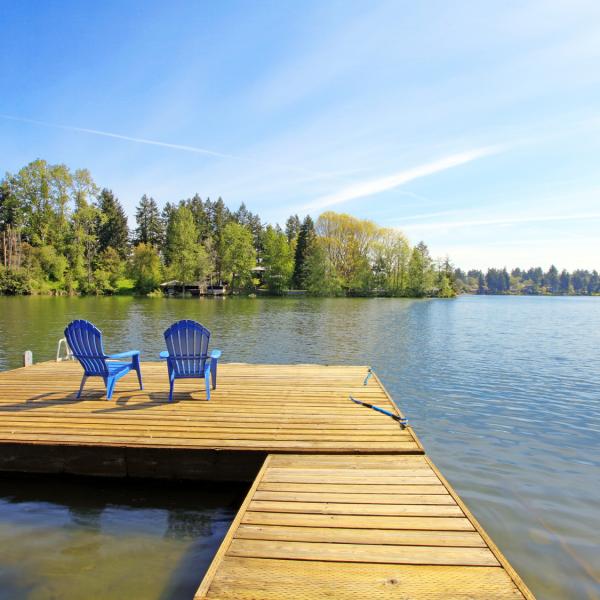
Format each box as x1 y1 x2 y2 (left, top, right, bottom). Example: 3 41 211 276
262 473 440 484
252 491 457 504
200 557 525 599
257 482 448 494
247 500 464 517
242 511 476 531
234 524 486 547
227 538 499 566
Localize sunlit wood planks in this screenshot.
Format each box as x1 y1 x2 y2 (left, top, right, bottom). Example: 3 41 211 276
0 361 421 456
195 454 534 599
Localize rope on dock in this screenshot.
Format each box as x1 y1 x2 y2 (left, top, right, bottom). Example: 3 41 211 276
349 395 407 429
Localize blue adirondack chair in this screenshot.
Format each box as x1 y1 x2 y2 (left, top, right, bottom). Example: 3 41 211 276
64 319 143 400
159 320 221 402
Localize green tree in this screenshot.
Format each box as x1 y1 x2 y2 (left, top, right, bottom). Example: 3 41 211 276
544 265 559 293
303 239 342 296
7 159 72 251
161 201 178 264
559 269 571 294
316 212 377 291
408 242 432 297
221 221 256 290
292 216 315 288
206 197 232 279
68 169 100 293
234 202 263 256
135 194 163 247
185 194 210 242
98 189 129 258
0 179 25 270
372 228 410 295
36 245 68 286
262 225 293 293
130 243 163 294
285 214 301 243
167 206 211 292
94 247 122 293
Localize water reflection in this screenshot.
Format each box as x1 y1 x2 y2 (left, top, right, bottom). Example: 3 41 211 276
0 477 245 600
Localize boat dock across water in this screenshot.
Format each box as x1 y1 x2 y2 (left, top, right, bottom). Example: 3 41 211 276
0 361 534 599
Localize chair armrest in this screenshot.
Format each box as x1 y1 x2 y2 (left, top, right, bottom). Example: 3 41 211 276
159 351 169 360
108 350 140 359
210 349 222 359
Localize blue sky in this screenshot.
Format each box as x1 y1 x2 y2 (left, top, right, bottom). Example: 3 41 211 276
1 0 599 269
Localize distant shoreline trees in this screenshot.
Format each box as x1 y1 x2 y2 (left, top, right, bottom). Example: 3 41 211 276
455 266 600 296
1 159 597 298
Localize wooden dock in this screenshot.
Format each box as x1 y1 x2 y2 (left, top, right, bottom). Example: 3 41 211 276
196 454 533 599
0 360 534 598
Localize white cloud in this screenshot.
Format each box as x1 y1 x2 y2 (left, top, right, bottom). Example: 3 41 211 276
300 146 504 212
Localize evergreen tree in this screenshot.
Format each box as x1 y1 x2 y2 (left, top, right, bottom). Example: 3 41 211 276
408 243 430 297
134 195 163 247
206 197 232 279
285 214 301 243
408 246 428 298
234 202 263 257
161 201 178 264
544 265 559 293
477 272 486 294
292 216 315 288
185 194 210 241
588 271 600 294
97 189 129 258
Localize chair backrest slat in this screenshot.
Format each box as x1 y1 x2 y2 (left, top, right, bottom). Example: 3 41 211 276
64 320 108 376
164 320 211 377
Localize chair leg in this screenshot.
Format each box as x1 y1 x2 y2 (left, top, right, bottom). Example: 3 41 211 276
205 376 211 401
106 376 116 400
211 360 217 390
133 355 143 390
169 378 175 402
77 375 88 399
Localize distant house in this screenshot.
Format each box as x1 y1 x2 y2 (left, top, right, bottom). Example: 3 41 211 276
160 280 206 296
206 284 228 296
160 280 230 296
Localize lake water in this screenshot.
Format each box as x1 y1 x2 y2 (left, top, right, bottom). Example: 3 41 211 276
0 295 599 599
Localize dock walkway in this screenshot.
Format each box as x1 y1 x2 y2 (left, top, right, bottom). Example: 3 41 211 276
0 361 534 598
196 454 532 599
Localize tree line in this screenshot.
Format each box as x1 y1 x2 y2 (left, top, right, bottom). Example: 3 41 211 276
0 160 456 297
455 266 600 295
6 160 596 299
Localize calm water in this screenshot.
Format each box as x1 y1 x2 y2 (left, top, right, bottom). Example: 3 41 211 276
0 295 599 599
